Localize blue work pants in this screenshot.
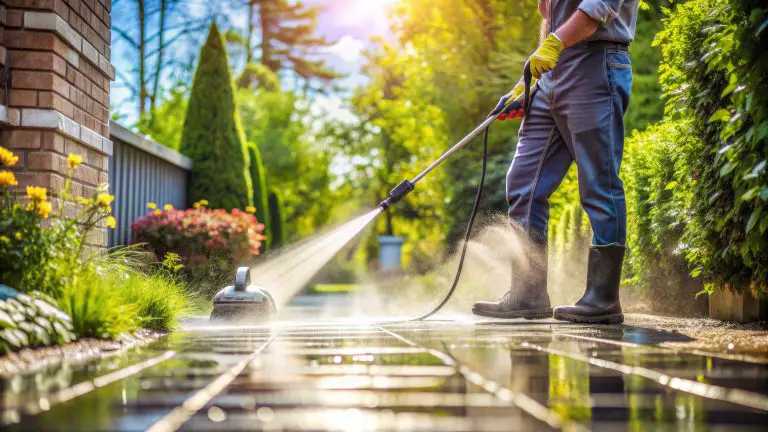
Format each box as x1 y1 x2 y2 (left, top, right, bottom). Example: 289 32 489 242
506 42 632 246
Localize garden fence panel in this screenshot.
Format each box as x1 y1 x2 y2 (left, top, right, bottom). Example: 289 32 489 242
108 122 192 247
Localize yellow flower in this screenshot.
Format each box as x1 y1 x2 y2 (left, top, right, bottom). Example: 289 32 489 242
0 147 18 167
77 196 94 206
245 206 256 214
26 186 47 202
67 154 84 169
97 193 115 208
0 171 18 187
200 199 209 206
14 232 22 241
147 202 157 210
106 216 116 229
37 201 52 218
164 204 174 211
0 235 9 244
153 209 162 216
193 202 201 209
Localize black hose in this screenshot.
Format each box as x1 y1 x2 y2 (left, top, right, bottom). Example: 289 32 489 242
414 121 490 320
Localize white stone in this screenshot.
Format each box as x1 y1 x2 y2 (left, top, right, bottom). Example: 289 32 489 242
23 11 57 31
21 108 60 128
0 104 7 123
80 126 103 151
59 115 80 140
102 138 114 156
21 109 80 141
81 40 99 65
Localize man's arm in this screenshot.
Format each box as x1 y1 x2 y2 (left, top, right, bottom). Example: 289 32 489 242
553 10 600 48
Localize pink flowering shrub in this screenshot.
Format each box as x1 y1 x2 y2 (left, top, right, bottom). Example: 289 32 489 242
132 207 266 296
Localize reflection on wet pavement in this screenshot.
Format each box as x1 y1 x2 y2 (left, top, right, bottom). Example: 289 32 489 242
2 313 768 430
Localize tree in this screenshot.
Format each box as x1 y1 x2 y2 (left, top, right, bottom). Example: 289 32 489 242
268 189 286 248
247 143 270 249
112 0 210 124
231 0 340 92
179 23 252 210
325 43 450 269
237 86 332 240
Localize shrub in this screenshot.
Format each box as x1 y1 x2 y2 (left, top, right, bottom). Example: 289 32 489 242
179 23 252 210
268 189 285 248
131 205 266 297
248 143 270 250
0 286 77 354
656 0 768 293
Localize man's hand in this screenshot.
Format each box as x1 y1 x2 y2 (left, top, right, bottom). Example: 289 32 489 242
529 33 564 78
491 77 536 120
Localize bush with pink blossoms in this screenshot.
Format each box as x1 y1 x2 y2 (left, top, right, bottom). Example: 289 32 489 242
132 204 266 296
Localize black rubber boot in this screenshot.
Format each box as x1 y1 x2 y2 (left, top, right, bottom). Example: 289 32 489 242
472 232 552 320
554 245 625 325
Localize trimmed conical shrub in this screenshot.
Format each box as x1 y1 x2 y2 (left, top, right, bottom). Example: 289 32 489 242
268 189 285 248
248 143 270 249
180 23 252 210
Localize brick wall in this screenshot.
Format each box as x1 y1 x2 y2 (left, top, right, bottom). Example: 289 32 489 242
0 0 115 247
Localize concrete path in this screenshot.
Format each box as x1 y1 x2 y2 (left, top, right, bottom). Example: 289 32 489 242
3 308 768 431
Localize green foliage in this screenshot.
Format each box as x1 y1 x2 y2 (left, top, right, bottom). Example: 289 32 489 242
0 288 77 355
180 23 252 210
268 189 285 248
624 1 673 133
138 80 189 150
237 63 281 91
238 87 332 239
59 248 191 337
247 144 270 249
656 0 768 292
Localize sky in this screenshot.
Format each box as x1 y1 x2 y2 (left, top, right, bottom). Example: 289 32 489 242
109 0 397 127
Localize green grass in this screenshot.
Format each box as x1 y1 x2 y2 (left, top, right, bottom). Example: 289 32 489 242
57 247 193 339
308 284 358 294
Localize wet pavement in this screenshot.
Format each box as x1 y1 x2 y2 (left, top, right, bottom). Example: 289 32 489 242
2 304 768 431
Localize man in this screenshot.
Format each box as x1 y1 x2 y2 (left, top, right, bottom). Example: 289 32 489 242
472 0 639 325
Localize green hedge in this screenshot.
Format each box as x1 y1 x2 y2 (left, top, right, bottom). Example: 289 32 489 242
655 0 767 293
248 143 270 249
180 23 252 210
268 189 285 248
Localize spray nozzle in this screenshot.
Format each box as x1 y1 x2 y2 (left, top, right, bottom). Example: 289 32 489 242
379 179 415 210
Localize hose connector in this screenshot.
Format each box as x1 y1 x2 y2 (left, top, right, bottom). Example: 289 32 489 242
379 179 415 210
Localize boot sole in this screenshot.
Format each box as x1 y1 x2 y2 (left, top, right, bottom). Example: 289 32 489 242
553 311 624 325
472 307 553 320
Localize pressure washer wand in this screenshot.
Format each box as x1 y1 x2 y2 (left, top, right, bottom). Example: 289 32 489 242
378 114 498 210
379 61 535 211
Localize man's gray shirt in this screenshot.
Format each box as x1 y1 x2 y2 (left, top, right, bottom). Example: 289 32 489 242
547 0 639 44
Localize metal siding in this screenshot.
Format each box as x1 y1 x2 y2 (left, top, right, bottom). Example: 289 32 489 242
108 138 190 247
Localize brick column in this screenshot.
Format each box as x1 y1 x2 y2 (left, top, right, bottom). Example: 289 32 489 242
0 0 114 247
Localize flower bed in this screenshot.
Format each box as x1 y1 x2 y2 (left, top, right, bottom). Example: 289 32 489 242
132 202 266 297
0 145 191 353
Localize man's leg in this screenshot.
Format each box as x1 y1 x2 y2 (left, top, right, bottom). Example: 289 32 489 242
551 45 633 324
473 84 573 319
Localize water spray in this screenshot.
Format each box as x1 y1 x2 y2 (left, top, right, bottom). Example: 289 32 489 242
211 65 536 323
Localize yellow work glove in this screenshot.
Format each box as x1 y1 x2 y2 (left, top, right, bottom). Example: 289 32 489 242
529 33 564 78
492 76 538 120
